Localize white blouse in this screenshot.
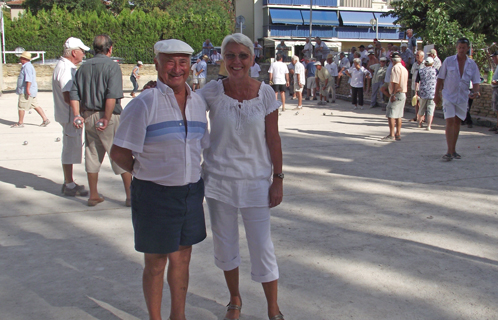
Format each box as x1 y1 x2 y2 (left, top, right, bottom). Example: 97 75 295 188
199 80 281 208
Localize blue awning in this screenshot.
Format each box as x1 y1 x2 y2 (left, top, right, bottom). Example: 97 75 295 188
340 11 375 27
373 13 400 28
301 10 339 26
269 9 303 25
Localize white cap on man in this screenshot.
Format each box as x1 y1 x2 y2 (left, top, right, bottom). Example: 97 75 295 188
425 57 434 65
64 37 90 51
314 61 322 66
154 39 194 55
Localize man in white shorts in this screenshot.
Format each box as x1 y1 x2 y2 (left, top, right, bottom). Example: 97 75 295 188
324 53 338 103
52 37 90 196
291 55 305 110
435 37 481 161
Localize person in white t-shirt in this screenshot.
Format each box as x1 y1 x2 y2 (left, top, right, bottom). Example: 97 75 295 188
291 55 305 110
324 53 338 103
268 54 290 111
191 58 200 91
250 59 261 79
52 37 90 197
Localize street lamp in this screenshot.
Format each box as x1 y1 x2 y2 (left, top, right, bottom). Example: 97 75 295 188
370 18 378 40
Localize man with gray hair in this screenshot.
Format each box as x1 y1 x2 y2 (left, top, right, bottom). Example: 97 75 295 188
406 29 417 52
303 37 313 59
410 50 425 121
70 34 132 207
369 56 387 108
428 49 442 70
53 37 90 196
382 52 408 141
111 39 208 320
291 55 305 110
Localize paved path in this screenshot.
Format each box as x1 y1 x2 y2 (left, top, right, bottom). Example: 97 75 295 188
1 92 497 320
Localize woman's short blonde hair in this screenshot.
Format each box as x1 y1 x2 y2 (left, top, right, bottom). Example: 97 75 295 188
221 33 254 57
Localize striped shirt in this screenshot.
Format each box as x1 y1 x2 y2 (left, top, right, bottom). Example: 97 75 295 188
114 79 209 186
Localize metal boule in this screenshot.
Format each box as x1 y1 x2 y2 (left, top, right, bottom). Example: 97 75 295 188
75 119 83 126
96 121 104 128
23 141 28 145
55 137 61 142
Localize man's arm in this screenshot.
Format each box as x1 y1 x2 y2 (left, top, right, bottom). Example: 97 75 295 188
110 145 134 173
285 73 290 87
98 98 116 131
434 78 444 105
25 82 31 96
390 82 400 102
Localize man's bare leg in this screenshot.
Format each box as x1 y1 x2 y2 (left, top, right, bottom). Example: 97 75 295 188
143 253 168 320
388 117 396 137
167 246 192 320
121 172 132 202
34 106 49 121
280 91 286 111
445 117 461 154
63 164 74 184
87 172 101 201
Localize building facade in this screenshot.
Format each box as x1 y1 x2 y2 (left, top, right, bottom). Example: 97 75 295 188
235 0 407 61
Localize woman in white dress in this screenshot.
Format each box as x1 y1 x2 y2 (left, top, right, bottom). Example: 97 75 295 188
199 33 285 320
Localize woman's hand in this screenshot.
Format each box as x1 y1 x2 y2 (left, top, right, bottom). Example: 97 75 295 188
269 179 283 208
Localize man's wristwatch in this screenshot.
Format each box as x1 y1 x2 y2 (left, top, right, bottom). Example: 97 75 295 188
273 173 284 179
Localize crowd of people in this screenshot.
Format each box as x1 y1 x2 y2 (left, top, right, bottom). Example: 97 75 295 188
267 36 489 161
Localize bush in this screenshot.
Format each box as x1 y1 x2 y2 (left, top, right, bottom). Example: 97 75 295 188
3 5 233 63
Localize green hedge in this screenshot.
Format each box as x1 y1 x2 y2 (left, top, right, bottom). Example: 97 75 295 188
3 6 233 63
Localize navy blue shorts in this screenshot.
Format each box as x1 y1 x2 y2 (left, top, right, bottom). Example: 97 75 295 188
131 178 206 254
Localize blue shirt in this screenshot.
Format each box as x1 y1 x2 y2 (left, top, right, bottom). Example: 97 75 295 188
202 42 213 56
196 60 207 79
16 61 38 97
306 62 316 78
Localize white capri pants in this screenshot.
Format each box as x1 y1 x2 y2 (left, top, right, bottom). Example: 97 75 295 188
206 197 279 283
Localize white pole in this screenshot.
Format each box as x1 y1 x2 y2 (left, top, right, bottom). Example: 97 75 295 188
309 0 313 58
240 22 243 34
1 8 4 64
376 19 378 40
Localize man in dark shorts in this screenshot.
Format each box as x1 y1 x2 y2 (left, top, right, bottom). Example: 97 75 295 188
268 54 289 111
110 39 209 320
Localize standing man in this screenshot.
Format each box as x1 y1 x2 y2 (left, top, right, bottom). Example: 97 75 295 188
210 49 222 65
489 51 498 133
250 58 261 80
70 34 132 207
337 52 351 88
434 38 481 161
196 55 208 89
345 58 371 110
53 37 90 196
314 61 330 105
381 52 408 142
11 51 50 128
428 49 442 70
202 39 214 57
190 58 200 92
305 58 317 100
358 45 368 67
302 37 313 59
254 41 263 63
410 50 425 121
268 54 289 111
406 29 417 52
324 53 338 103
291 55 305 110
400 44 414 70
369 57 387 108
111 39 208 320
276 40 288 62
314 37 329 64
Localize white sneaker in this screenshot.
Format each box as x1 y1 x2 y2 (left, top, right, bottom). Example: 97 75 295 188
293 106 302 110
353 106 357 110
426 126 431 131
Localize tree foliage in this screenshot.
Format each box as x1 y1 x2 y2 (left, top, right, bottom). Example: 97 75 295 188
386 0 497 72
4 4 234 63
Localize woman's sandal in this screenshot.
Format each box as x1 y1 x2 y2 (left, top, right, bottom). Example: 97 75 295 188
10 122 24 128
270 312 285 320
223 300 242 320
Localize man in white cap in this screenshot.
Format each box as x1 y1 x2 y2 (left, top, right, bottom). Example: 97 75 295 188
11 51 50 128
428 49 441 70
324 53 338 103
314 61 331 105
53 37 90 196
110 39 208 320
70 34 131 207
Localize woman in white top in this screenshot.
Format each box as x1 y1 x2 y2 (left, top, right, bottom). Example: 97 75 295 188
198 33 285 320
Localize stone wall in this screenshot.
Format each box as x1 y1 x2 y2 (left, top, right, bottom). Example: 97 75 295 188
2 62 272 92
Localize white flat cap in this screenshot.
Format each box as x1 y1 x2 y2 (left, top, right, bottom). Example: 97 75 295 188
400 43 408 47
425 57 434 65
367 44 374 48
64 37 90 51
380 57 387 61
154 39 194 55
314 61 322 66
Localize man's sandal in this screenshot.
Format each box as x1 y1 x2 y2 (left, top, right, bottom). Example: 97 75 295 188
10 122 24 128
223 301 242 320
270 312 285 320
